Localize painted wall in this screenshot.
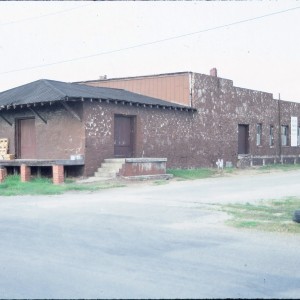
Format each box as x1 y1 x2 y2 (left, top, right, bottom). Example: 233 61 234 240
80 73 191 107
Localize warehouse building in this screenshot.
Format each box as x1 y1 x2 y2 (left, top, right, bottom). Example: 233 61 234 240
0 69 298 181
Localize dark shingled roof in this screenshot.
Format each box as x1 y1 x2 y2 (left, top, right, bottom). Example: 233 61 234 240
0 79 195 111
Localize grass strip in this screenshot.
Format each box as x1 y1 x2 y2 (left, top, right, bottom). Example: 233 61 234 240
0 175 125 196
221 197 300 233
167 168 217 180
257 163 300 172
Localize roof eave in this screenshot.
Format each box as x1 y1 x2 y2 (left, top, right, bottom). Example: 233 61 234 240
0 96 197 112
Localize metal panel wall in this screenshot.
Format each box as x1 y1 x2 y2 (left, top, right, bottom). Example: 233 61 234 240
83 73 191 106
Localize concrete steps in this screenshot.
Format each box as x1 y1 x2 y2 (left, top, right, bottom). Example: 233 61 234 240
93 158 125 180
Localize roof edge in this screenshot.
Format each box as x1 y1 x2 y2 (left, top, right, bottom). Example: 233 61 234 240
75 71 193 84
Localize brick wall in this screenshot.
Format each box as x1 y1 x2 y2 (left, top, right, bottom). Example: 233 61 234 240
0 102 85 160
82 76 300 176
83 101 194 176
190 72 300 166
118 158 167 177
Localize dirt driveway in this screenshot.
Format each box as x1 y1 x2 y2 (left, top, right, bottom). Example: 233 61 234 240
0 169 299 298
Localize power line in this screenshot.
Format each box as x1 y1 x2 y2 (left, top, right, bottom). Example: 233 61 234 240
0 3 93 26
1 5 299 76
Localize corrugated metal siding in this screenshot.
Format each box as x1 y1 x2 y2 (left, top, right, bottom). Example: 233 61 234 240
84 74 191 106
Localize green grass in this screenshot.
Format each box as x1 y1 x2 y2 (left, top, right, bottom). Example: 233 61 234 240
257 163 300 172
167 167 234 180
0 175 125 196
167 168 217 180
221 197 300 233
167 164 300 180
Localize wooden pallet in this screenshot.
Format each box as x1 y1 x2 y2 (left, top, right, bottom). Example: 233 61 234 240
0 139 8 147
3 154 14 160
0 138 14 160
0 149 7 155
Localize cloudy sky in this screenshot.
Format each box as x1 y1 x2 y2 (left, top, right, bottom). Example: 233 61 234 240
0 1 299 102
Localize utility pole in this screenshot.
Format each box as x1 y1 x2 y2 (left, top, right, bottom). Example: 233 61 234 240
278 93 282 162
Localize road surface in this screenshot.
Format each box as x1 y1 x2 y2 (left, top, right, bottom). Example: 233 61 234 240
0 170 299 298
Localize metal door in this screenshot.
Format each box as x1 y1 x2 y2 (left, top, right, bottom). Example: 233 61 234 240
114 115 134 157
238 124 249 154
17 118 36 159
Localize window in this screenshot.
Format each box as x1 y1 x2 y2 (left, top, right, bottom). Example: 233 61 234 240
298 126 300 146
269 125 274 147
281 125 289 146
256 123 262 146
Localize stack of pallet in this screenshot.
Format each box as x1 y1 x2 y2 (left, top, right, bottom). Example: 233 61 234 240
0 139 14 160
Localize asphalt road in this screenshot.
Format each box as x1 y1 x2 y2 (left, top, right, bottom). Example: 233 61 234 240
0 170 300 298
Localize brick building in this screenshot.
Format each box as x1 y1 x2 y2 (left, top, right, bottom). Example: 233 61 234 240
80 69 300 168
0 79 194 177
0 69 299 179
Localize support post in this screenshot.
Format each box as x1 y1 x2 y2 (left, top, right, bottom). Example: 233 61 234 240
52 165 64 185
28 107 47 124
21 164 31 182
61 102 81 121
0 167 7 183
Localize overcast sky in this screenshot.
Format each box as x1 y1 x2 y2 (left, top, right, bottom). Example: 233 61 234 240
0 1 299 102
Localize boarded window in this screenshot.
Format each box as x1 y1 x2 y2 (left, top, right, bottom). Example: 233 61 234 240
269 125 274 147
256 123 262 146
281 125 289 146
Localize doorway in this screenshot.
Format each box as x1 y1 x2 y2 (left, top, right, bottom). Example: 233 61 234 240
16 118 37 159
238 124 249 154
114 115 135 158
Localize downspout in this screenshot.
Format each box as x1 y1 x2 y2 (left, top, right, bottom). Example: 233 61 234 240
189 72 194 108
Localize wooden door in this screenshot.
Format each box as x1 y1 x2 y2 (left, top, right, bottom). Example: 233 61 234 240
238 124 249 154
114 115 134 158
17 118 36 159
